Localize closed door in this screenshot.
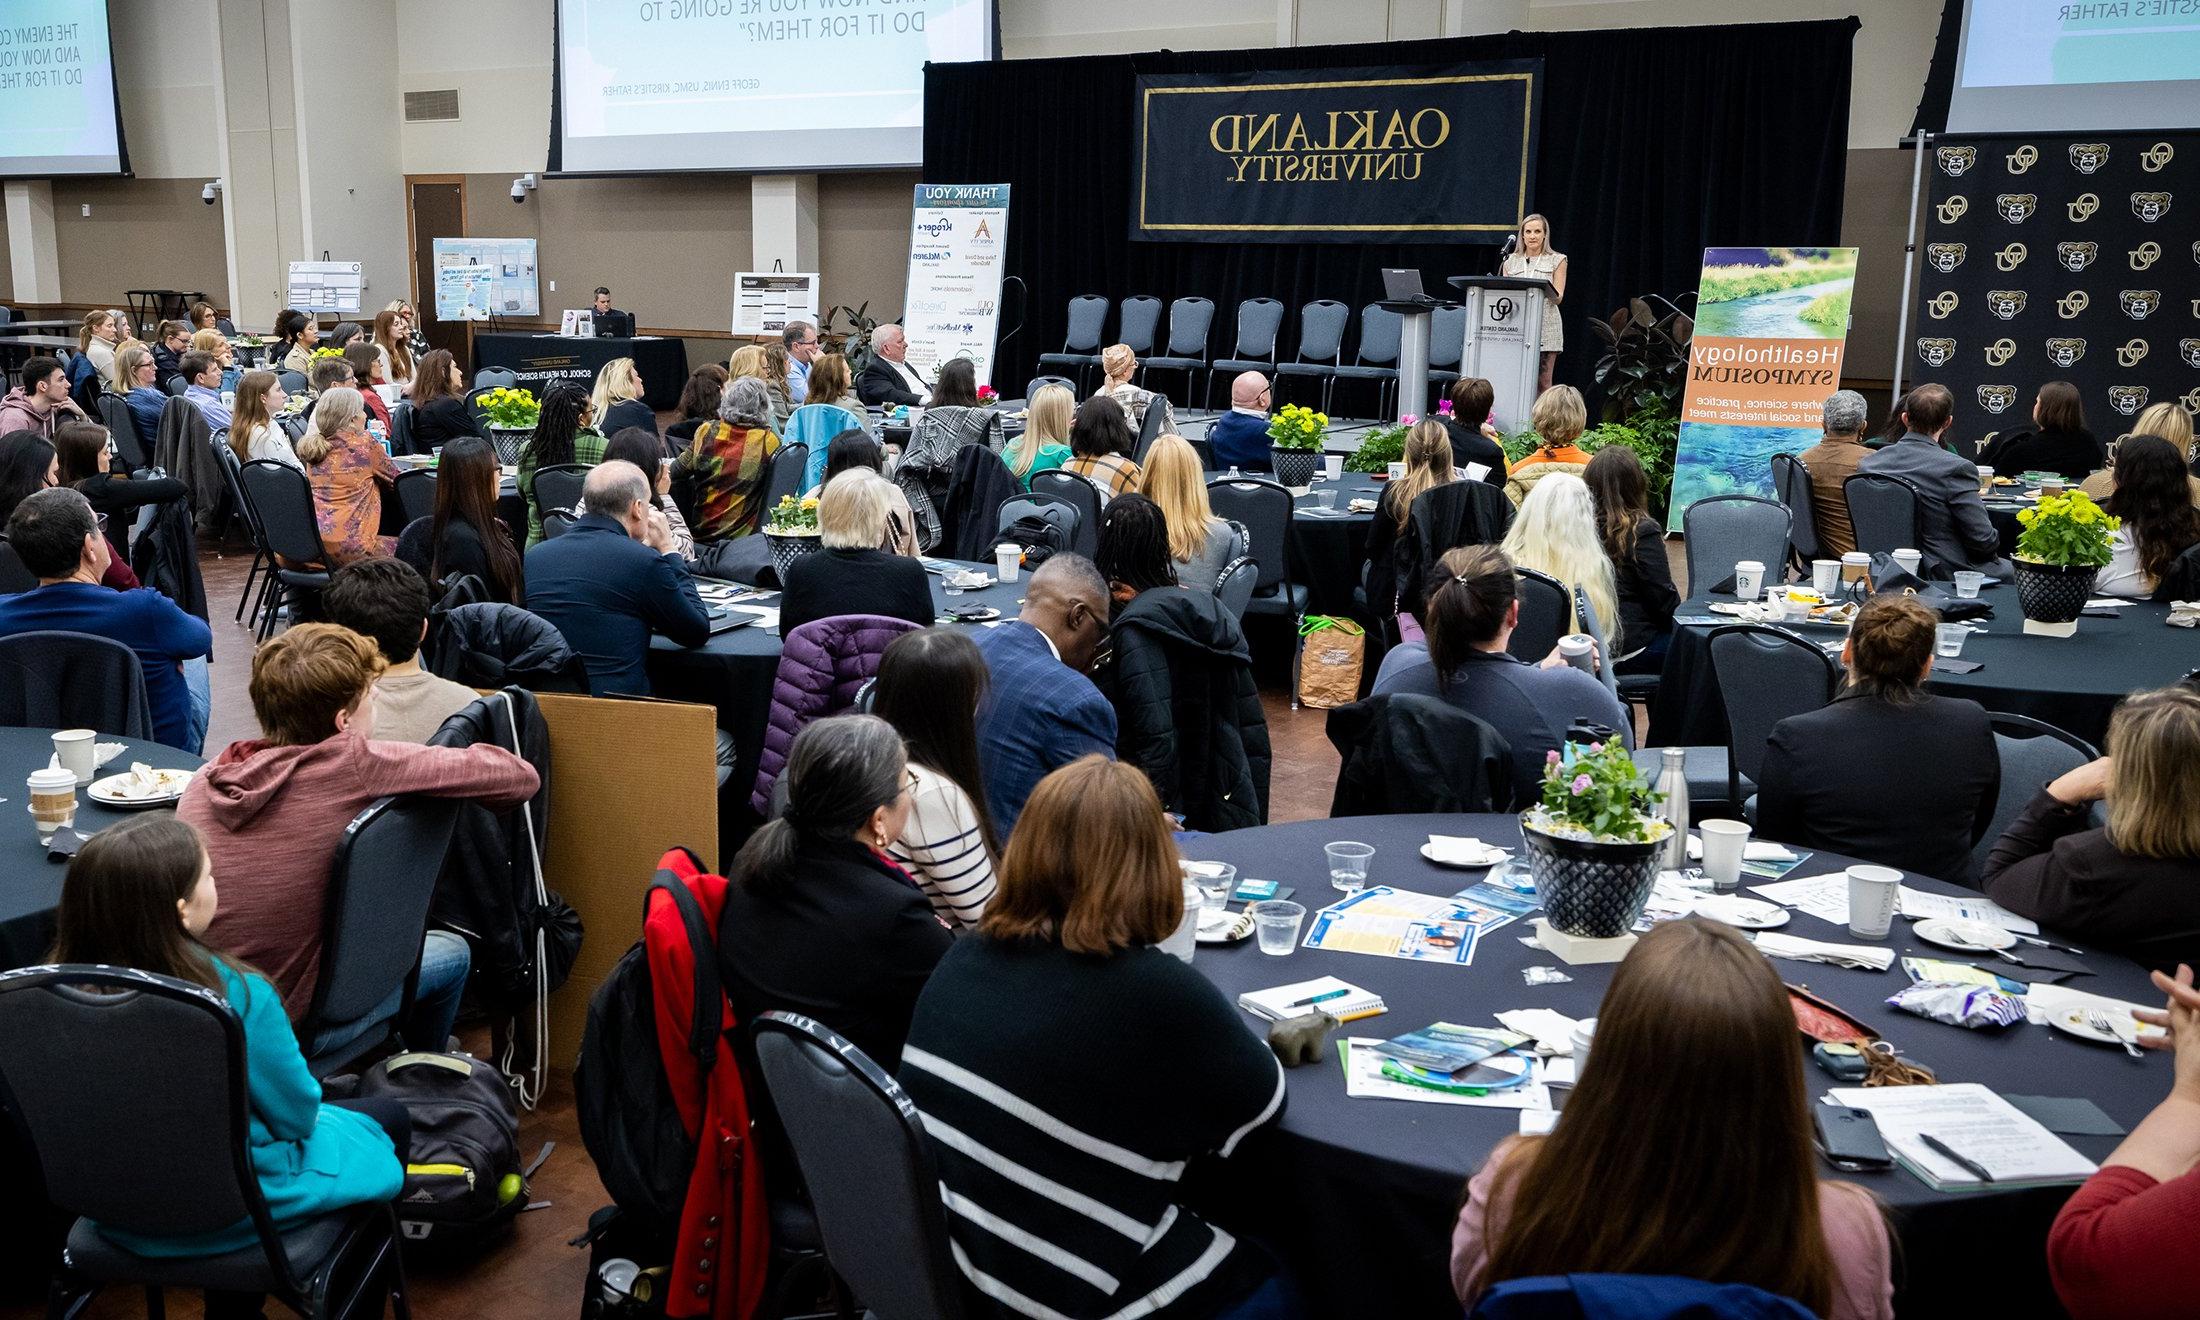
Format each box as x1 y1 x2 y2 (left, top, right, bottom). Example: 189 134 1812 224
408 178 467 363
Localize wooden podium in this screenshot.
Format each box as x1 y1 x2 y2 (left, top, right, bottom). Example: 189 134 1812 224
1449 275 1553 416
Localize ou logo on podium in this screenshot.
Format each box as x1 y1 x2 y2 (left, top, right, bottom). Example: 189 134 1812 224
1490 298 1516 322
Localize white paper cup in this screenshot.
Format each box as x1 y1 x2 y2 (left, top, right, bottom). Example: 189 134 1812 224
1387 461 1406 482
1733 560 1765 600
1323 454 1343 480
1557 634 1596 673
51 729 96 785
1698 819 1751 891
1811 559 1841 595
1840 551 1871 586
1953 570 1984 599
1570 1017 1597 1072
1892 548 1923 577
1159 879 1203 963
1846 864 1903 939
994 544 1020 583
1976 464 1995 494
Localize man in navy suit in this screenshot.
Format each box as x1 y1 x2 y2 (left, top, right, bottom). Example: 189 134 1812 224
1205 371 1274 472
524 461 710 695
1859 382 2012 580
972 554 1115 836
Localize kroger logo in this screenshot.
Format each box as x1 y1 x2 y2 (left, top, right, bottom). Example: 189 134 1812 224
915 218 955 237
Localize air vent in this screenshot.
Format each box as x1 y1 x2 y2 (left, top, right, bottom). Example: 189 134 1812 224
403 89 460 122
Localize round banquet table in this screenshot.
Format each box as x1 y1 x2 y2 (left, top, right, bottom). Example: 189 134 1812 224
1178 814 2165 1319
1644 591 2189 751
1289 472 1382 617
0 728 204 971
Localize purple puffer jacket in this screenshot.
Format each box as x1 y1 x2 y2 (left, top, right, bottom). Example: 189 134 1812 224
750 613 923 814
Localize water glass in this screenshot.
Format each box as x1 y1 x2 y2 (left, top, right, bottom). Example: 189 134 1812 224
1325 841 1375 894
1183 860 1237 909
1314 489 1337 511
1251 900 1307 955
1952 570 1984 599
1935 623 1968 657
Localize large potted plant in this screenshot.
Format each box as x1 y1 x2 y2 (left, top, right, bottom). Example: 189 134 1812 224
762 493 823 579
479 386 541 465
2012 490 2116 630
1344 413 1416 474
1519 739 1673 939
1267 403 1328 490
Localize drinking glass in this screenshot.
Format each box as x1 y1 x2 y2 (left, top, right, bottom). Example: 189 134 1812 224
1314 489 1337 511
1952 571 1984 599
1251 900 1307 955
1325 841 1375 894
1183 861 1237 910
1935 623 1968 657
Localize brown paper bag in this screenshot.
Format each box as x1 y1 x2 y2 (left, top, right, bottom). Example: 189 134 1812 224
1297 616 1366 708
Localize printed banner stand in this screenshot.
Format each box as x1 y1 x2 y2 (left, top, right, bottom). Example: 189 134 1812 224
902 184 1011 388
1670 247 1860 518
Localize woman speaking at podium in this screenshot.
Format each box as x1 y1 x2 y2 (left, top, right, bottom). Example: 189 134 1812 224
1501 213 1567 393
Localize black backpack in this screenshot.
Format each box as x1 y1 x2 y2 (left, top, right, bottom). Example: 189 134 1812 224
1000 510 1071 567
353 1052 539 1253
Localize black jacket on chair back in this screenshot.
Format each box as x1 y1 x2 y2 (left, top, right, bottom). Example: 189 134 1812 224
1325 693 1516 816
1102 589 1271 832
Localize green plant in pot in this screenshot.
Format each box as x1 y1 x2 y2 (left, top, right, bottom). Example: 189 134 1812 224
1267 403 1328 489
1591 297 1694 421
2012 490 2117 628
1345 415 1414 474
762 492 823 581
1519 739 1673 939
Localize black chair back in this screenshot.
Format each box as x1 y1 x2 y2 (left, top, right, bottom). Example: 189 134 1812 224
276 370 308 394
1024 375 1075 403
1027 470 1103 558
2157 541 2200 602
394 468 438 526
0 537 36 594
1509 567 1569 662
463 385 499 428
995 494 1082 560
1683 495 1792 597
1293 300 1350 364
0 629 155 738
1207 477 1293 594
1115 295 1163 356
541 511 577 540
1844 472 1923 558
1769 453 1820 566
1706 624 1841 803
1974 713 2099 880
1133 388 1172 461
530 462 589 518
389 401 415 456
758 442 809 529
1428 305 1468 370
98 393 151 469
1229 298 1287 363
1156 297 1215 361
240 460 327 565
1214 555 1259 619
165 375 190 396
752 1012 971 1320
1058 295 1109 353
473 368 518 390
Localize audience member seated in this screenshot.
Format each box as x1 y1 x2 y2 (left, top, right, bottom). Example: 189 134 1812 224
407 348 488 453
396 435 524 603
322 557 480 743
371 308 415 394
78 309 119 383
189 329 236 385
1096 494 1182 617
179 350 231 432
1003 383 1074 490
1064 395 1143 502
901 756 1290 1320
296 387 400 567
589 287 633 338
2048 960 2200 1320
856 324 930 407
0 432 138 591
0 356 88 438
667 364 729 446
2084 404 2197 504
800 350 864 417
874 628 1001 929
57 421 186 566
1093 342 1177 437
592 357 656 440
179 623 536 1053
1451 918 1894 1319
1364 418 1457 622
517 382 607 547
674 376 779 542
306 355 355 407
1797 389 1872 557
1584 445 1678 674
901 360 1000 488
385 300 427 360
323 324 365 361
1144 433 1244 593
114 343 165 453
1981 381 2102 483
604 426 695 563
1206 370 1274 473
152 320 192 392
227 369 299 471
275 310 318 376
758 343 797 428
1983 687 2200 974
818 429 922 554
0 488 210 748
51 815 405 1259
2097 437 2200 598
341 344 394 431
1373 546 1629 807
782 320 821 402
1754 593 1997 883
1860 383 2011 579
972 555 1114 835
1503 471 1622 648
524 461 709 694
189 301 221 334
1504 385 1592 506
778 470 933 636
718 714 951 1069
1437 376 1510 487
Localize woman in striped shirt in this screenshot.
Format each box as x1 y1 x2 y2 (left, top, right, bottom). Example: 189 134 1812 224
873 627 999 929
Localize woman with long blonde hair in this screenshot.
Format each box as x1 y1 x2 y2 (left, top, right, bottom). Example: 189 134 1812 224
2084 401 2198 504
1361 418 1459 625
1003 383 1074 486
590 356 655 439
1502 470 1621 648
1142 433 1244 592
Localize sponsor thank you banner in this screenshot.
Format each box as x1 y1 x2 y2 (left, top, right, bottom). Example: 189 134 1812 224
1671 247 1860 516
1131 61 1541 244
1916 134 2197 444
903 183 1011 388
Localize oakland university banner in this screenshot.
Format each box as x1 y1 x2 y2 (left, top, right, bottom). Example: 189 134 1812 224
1671 247 1860 516
1130 60 1541 244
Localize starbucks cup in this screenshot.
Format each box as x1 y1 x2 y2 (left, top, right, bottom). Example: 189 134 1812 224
27 767 76 843
1976 464 1995 495
1732 560 1765 600
1811 559 1841 596
994 544 1020 583
1387 461 1406 482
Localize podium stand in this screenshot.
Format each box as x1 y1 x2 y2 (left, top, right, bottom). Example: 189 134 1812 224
1449 276 1551 417
1377 298 1441 422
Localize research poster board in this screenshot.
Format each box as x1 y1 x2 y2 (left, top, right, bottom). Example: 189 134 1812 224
430 238 541 320
901 184 1010 388
285 261 364 315
730 272 820 337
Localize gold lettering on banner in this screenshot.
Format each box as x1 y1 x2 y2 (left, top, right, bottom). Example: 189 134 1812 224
1938 196 1969 224
2130 242 2161 270
1212 107 1452 184
2057 290 2090 318
2069 193 2100 222
1986 339 2017 366
2141 141 2175 172
2005 144 2038 173
1927 291 1961 319
2118 338 2150 368
1996 243 2027 271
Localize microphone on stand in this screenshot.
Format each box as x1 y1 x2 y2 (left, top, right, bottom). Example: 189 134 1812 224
1494 232 1517 276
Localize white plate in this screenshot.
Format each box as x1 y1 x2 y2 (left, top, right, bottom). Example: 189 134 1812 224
1196 907 1254 944
1691 895 1790 929
1421 842 1509 869
2051 1006 2137 1048
1913 917 2018 953
943 606 1001 623
87 767 193 808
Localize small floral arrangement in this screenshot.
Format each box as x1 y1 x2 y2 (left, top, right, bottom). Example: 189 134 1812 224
1268 403 1329 452
1345 416 1414 474
2014 490 2117 569
977 384 999 405
1526 739 1670 844
478 386 541 430
308 345 344 361
764 493 821 535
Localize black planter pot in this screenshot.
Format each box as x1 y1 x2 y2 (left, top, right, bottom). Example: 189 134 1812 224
2013 559 2097 626
1272 448 1321 489
1520 816 1662 939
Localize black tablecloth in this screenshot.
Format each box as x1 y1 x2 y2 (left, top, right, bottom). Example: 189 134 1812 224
1645 593 2189 750
1985 501 2024 557
0 729 204 971
1179 814 2162 1318
1291 473 1382 618
472 333 687 410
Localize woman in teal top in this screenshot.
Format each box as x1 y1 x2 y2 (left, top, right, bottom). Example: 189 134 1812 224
1004 383 1076 489
50 815 404 1259
517 381 610 546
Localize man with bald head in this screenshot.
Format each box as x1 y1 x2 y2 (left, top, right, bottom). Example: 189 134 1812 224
1206 370 1275 472
971 554 1117 834
523 460 710 694
857 323 932 407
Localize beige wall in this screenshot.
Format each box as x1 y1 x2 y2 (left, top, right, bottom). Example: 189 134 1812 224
51 178 228 307
0 206 11 302
290 0 411 314
397 0 554 176
112 0 223 180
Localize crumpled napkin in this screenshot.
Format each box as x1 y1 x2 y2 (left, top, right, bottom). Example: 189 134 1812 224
1427 834 1509 866
1751 931 1895 972
1348 498 1378 514
2168 600 2199 629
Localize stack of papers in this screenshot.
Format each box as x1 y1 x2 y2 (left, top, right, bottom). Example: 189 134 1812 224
1238 976 1385 1023
1749 873 1853 925
1898 888 2039 934
1825 1084 2097 1191
1751 931 1895 972
1302 886 1502 964
1369 1023 1528 1073
1340 1038 1550 1110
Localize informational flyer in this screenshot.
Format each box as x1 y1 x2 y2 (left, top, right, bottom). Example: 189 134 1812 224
285 261 364 315
1301 887 1502 965
436 266 497 323
731 272 820 337
901 183 1009 388
430 238 541 320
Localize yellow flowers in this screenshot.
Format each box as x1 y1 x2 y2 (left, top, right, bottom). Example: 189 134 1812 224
1267 402 1331 451
766 493 820 534
478 386 541 430
2014 489 2117 569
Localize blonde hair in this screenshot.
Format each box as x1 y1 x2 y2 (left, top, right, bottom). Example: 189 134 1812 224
1502 472 1621 647
78 310 113 353
590 357 642 421
1100 343 1137 382
294 387 364 466
2129 402 2195 458
1142 434 1214 562
1388 418 1456 531
111 342 151 394
1530 385 1587 449
728 345 768 380
189 329 228 358
1007 384 1075 478
818 468 894 551
228 371 280 464
2106 687 2200 860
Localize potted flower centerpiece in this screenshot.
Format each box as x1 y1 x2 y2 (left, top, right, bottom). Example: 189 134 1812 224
763 493 823 579
479 386 541 465
1267 403 1329 490
1519 739 1673 939
2013 490 2116 634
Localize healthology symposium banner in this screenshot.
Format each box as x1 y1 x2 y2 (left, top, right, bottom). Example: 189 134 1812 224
902 183 1011 388
1670 247 1860 516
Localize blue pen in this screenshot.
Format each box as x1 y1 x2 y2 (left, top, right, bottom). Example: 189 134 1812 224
1290 988 1351 1009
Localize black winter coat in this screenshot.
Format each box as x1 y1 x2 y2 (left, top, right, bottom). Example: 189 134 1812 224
1324 692 1517 815
1101 589 1270 831
427 602 591 693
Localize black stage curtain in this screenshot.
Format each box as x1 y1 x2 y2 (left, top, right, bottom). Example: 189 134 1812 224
924 19 1858 409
